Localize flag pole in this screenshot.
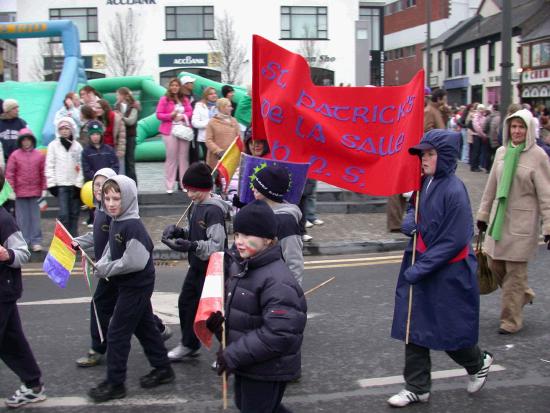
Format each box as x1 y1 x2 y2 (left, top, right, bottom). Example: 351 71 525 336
405 190 421 345
304 276 335 296
220 260 228 410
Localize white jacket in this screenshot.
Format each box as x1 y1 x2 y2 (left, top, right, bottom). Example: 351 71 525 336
45 138 84 188
192 102 216 142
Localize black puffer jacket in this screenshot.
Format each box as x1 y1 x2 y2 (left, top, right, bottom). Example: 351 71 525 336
223 244 307 381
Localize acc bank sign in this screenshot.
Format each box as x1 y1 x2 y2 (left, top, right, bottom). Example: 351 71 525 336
159 53 221 67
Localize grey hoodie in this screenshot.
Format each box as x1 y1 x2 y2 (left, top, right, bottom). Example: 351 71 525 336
271 202 304 285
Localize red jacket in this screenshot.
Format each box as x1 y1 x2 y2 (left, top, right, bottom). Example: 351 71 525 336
5 148 46 197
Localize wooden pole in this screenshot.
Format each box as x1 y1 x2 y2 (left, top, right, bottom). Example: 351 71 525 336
405 190 421 345
304 276 335 296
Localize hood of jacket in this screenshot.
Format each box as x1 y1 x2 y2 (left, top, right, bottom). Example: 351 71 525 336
55 116 78 138
201 194 231 215
417 129 460 178
103 175 139 221
271 201 302 221
93 168 117 208
17 131 36 149
502 108 537 150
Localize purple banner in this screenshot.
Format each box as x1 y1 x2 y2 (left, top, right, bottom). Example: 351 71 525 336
238 154 310 204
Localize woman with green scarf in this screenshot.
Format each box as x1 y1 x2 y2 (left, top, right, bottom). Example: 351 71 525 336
477 108 550 334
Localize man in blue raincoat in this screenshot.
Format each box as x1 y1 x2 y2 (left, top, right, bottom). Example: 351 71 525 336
387 129 493 408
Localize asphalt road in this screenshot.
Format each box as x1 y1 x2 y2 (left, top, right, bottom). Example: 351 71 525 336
3 248 550 412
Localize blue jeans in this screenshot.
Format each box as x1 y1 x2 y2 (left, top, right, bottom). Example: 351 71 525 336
15 197 42 245
57 186 81 237
304 179 318 222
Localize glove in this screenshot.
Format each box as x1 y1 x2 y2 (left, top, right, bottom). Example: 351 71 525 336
48 186 58 197
216 349 233 376
232 194 246 209
206 311 224 341
216 150 225 159
71 241 80 251
401 221 417 237
72 186 82 200
162 224 187 240
477 220 488 232
545 235 550 250
161 237 197 252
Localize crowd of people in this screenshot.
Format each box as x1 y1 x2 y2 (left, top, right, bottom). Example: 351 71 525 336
1 81 549 411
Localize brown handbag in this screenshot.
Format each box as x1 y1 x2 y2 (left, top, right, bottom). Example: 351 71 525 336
476 231 498 295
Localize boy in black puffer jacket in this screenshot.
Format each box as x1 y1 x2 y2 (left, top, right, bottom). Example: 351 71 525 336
208 200 307 413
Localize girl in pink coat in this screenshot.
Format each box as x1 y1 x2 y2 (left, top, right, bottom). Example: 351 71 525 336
156 78 193 193
5 128 46 252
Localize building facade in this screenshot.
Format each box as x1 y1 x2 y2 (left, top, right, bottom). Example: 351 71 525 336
15 0 385 87
383 0 480 86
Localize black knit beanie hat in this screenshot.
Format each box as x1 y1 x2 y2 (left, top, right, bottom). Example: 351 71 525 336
182 162 213 191
233 200 277 239
252 165 290 203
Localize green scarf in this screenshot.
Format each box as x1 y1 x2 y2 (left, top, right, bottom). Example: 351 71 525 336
489 141 526 240
0 180 13 206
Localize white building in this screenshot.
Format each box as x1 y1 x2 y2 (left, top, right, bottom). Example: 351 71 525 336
15 0 386 87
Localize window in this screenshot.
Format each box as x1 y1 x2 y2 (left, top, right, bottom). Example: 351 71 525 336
488 42 495 71
165 6 213 40
437 50 442 71
531 41 550 67
359 7 381 50
385 0 415 15
521 45 530 67
461 50 466 75
474 46 480 73
281 6 327 39
406 0 417 7
447 53 452 77
49 8 97 42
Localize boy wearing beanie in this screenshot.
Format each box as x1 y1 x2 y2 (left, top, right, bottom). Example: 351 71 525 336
252 165 304 285
161 162 229 361
207 200 307 413
5 128 46 252
0 168 47 408
0 99 27 164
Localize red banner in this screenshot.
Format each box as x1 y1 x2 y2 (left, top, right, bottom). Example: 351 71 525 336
252 35 424 195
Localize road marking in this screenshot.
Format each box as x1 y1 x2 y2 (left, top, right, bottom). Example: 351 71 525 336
305 260 402 270
25 396 189 409
357 365 506 388
305 255 403 265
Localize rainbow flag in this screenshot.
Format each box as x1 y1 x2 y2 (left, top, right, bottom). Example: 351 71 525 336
215 136 244 192
43 220 76 288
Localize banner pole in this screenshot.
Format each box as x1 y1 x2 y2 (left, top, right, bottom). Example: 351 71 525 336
405 190 421 345
220 259 228 410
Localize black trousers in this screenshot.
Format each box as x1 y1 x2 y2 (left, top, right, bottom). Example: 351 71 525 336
125 134 138 185
90 279 166 354
0 302 41 387
404 342 483 394
106 283 169 385
470 135 482 170
178 265 206 350
234 375 291 413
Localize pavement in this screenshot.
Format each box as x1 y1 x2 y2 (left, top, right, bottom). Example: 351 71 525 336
35 161 490 259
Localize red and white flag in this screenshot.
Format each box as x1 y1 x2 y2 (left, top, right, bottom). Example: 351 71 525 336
194 252 225 349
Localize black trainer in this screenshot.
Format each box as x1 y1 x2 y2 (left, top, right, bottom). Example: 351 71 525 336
139 366 176 389
88 381 126 403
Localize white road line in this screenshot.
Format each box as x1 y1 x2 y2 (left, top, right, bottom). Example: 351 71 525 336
305 255 403 265
26 396 189 409
305 260 402 270
357 365 506 388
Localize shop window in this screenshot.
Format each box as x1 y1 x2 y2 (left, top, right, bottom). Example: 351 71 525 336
159 68 221 87
49 8 98 42
165 6 214 40
310 67 334 86
281 6 327 39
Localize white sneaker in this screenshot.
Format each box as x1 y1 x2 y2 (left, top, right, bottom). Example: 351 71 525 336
166 189 174 194
31 244 42 252
305 220 314 228
387 389 430 407
302 234 313 242
5 384 47 408
312 219 325 225
467 351 493 393
168 344 200 361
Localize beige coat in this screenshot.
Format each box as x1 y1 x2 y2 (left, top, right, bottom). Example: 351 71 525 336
205 115 240 169
477 109 550 261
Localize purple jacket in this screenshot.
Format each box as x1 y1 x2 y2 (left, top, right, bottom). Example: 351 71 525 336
156 96 192 136
5 148 46 197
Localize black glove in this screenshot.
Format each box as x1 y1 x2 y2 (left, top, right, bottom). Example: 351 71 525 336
476 220 488 233
206 311 224 341
216 349 233 376
232 194 246 209
162 224 188 240
48 186 59 197
545 235 550 250
161 237 197 252
72 186 82 200
216 150 225 159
